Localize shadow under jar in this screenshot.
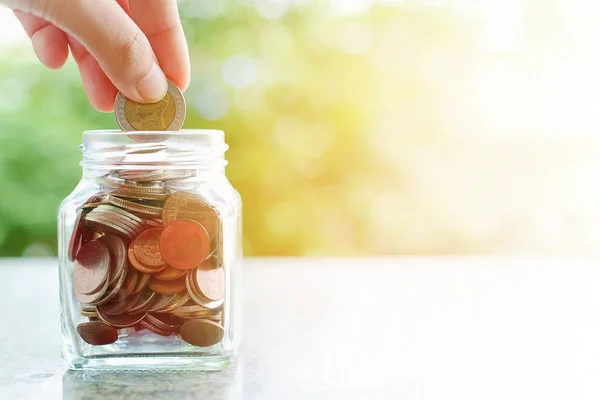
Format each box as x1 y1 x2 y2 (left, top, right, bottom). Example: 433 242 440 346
58 130 242 371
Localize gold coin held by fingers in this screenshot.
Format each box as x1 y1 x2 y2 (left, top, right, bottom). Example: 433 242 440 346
114 80 186 132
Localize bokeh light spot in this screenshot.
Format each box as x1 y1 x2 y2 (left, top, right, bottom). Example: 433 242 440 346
255 0 291 20
222 55 257 88
337 22 372 54
194 84 229 121
22 242 53 257
0 79 28 112
328 0 372 15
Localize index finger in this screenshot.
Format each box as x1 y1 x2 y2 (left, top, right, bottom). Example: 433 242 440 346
128 0 190 91
30 0 168 103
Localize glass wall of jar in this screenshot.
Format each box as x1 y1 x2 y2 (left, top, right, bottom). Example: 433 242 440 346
58 130 242 370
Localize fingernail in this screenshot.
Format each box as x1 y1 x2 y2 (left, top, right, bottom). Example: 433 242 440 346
136 61 168 102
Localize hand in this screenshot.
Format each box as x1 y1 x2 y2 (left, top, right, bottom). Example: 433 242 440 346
4 0 190 112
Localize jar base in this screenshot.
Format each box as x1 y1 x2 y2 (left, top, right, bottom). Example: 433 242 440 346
64 352 234 371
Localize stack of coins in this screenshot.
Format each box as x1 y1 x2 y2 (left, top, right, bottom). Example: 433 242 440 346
72 83 225 348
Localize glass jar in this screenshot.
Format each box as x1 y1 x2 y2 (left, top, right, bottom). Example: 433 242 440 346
58 130 242 371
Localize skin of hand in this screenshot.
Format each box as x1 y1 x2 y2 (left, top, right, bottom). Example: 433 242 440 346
2 0 190 112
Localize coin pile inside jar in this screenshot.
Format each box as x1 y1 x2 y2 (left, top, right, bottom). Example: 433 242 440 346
71 174 225 347
70 83 225 347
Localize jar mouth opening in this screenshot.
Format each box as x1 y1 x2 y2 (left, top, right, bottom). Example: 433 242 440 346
83 129 224 137
81 129 228 170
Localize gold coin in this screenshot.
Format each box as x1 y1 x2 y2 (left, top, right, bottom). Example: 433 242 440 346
162 192 219 244
81 310 99 318
114 80 186 132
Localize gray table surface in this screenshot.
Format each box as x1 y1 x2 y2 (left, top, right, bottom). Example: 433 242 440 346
2 257 600 400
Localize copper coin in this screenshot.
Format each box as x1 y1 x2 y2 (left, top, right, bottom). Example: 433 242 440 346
153 266 188 281
162 192 219 240
121 268 139 296
93 244 129 306
93 207 144 236
209 311 223 323
96 235 127 286
128 245 166 274
145 219 164 229
140 319 173 336
149 313 183 329
171 305 214 318
148 275 187 295
186 271 204 306
97 308 147 328
146 293 178 312
95 282 128 308
133 228 167 268
73 241 111 295
97 204 148 227
145 314 177 333
180 319 224 347
77 322 118 345
68 211 93 262
132 272 152 294
87 207 138 232
186 270 224 310
160 292 191 312
85 212 136 240
195 266 225 301
75 275 110 305
182 312 223 321
98 291 141 316
199 256 219 270
181 311 222 322
159 220 210 270
127 288 156 314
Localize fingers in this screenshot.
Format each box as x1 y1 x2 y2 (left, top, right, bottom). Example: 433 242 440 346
68 35 118 112
29 0 168 103
13 10 68 70
128 0 190 91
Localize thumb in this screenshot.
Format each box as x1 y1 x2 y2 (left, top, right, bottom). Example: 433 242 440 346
28 0 168 103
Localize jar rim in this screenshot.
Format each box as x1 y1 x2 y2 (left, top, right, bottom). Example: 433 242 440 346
83 129 224 137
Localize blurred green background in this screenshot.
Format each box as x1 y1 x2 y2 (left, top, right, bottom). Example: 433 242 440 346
2 0 600 257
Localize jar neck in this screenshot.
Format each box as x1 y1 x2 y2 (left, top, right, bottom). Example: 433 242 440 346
80 130 229 178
